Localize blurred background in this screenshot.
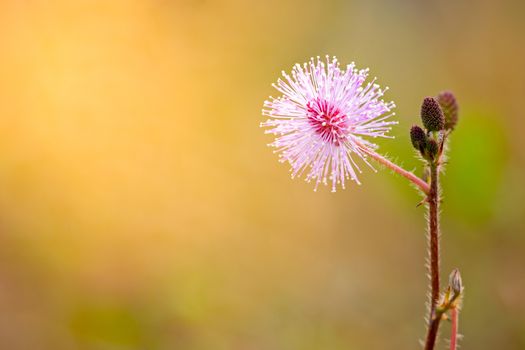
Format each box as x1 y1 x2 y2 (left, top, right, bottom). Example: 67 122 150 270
0 0 524 349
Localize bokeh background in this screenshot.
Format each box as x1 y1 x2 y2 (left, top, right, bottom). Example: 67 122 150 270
0 0 524 349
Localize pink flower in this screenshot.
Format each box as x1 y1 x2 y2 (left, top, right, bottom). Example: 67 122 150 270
261 56 397 191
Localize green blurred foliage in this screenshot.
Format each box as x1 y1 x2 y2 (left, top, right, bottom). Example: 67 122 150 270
443 110 508 226
70 302 144 347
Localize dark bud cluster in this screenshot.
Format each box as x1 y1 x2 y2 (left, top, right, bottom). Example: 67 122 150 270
410 93 458 164
421 97 445 132
437 91 459 130
409 125 439 161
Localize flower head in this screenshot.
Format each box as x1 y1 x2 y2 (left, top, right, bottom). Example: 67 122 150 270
261 56 396 191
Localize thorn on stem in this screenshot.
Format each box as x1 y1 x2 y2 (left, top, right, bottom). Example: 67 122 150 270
416 197 429 208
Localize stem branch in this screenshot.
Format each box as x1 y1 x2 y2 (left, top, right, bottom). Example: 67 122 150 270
450 308 459 350
355 140 430 195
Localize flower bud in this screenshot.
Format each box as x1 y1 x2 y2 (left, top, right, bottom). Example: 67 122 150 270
437 91 459 130
426 139 439 160
410 125 427 153
421 97 445 132
449 268 463 296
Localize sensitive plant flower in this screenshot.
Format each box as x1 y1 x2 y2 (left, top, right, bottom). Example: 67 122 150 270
261 58 461 350
261 56 397 192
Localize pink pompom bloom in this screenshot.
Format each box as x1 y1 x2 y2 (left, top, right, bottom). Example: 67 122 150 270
261 56 397 192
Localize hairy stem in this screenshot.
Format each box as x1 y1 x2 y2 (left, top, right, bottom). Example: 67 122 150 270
424 163 441 350
354 140 430 195
450 308 458 350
